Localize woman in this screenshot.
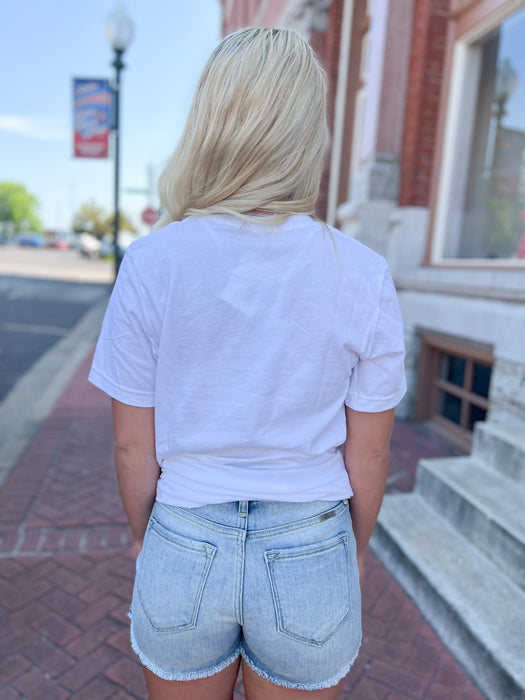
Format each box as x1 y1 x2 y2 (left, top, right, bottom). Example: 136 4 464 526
89 28 406 700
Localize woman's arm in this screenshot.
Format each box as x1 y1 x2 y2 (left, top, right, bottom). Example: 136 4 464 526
343 406 395 581
111 399 160 555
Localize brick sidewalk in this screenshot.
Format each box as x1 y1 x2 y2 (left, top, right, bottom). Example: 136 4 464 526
0 353 485 699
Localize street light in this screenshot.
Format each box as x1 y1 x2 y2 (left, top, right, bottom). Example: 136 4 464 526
105 2 134 277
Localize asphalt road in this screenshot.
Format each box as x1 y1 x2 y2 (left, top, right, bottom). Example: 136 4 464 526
0 275 110 400
0 247 112 401
0 246 113 483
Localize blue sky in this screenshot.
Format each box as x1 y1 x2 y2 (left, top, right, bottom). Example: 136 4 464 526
0 0 221 232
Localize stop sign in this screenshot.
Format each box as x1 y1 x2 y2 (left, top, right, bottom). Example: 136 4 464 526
142 207 159 226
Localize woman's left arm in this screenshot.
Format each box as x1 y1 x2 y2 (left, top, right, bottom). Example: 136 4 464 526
112 399 160 556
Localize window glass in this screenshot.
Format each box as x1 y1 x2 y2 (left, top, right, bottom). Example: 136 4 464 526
468 404 487 431
472 362 491 398
440 354 465 387
456 9 525 259
438 391 462 425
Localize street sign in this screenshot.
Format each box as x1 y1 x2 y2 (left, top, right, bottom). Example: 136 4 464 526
142 207 159 226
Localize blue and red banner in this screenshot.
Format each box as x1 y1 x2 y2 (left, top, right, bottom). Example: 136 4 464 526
73 78 112 158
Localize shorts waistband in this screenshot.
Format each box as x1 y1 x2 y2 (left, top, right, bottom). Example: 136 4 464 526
152 499 349 539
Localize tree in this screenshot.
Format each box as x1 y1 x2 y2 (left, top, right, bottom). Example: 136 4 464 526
105 210 137 235
72 200 137 238
0 181 42 233
72 201 110 237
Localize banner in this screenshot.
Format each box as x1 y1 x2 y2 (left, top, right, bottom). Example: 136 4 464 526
73 78 112 158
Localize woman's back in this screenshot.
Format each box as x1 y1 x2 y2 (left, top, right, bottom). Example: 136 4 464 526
90 214 405 506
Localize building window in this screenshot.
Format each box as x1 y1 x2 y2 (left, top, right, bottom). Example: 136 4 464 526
435 7 525 264
416 333 494 450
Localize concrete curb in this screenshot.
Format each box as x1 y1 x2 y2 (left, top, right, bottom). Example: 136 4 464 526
0 299 108 487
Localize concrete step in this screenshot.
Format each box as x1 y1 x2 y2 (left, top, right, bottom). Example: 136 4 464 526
472 422 525 485
371 493 525 700
416 456 525 590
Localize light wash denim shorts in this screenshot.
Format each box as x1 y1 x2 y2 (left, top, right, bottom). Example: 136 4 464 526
130 499 362 690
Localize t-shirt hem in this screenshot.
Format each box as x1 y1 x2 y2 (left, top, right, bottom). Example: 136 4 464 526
155 491 353 509
88 368 155 408
344 381 407 413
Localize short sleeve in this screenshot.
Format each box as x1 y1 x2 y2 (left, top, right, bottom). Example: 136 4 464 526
88 250 158 406
345 266 407 412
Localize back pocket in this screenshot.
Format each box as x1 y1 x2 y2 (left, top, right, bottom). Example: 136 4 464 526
265 533 352 646
138 518 216 634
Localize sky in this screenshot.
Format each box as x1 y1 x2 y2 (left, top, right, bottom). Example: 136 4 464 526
0 0 222 234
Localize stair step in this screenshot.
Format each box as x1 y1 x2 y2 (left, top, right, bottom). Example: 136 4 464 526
371 493 525 700
416 457 525 590
472 422 525 485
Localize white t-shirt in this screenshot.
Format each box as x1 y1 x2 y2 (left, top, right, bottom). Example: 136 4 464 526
89 214 406 507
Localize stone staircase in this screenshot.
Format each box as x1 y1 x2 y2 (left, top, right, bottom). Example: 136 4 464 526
370 420 525 700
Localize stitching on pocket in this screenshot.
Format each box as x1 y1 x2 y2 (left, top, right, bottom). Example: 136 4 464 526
138 520 217 634
264 533 351 647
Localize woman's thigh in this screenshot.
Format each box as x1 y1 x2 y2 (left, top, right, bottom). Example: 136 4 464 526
241 659 343 700
144 658 240 700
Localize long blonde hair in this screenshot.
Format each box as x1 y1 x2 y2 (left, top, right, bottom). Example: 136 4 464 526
157 28 329 227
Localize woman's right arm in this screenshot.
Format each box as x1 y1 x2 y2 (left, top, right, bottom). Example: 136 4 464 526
343 406 395 583
112 399 160 559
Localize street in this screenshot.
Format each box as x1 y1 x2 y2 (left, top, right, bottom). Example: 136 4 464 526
0 246 112 398
0 245 114 285
0 275 110 401
0 246 112 486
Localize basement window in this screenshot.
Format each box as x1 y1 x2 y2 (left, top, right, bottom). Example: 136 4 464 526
416 332 494 451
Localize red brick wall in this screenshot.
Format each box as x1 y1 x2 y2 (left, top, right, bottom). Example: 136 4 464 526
317 0 344 219
219 0 340 220
220 0 289 34
399 0 450 207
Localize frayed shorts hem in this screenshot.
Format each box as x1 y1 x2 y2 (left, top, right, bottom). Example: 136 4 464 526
129 623 241 682
239 635 362 691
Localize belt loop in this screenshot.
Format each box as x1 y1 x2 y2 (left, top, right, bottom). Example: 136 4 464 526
238 501 249 517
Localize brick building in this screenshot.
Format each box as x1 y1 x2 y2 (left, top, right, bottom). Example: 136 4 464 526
220 2 525 698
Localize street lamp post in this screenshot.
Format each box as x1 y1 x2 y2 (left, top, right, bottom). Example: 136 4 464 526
105 3 134 278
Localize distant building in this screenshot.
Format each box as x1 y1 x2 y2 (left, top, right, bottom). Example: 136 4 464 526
221 2 525 697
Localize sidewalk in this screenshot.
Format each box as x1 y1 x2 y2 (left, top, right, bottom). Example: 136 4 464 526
0 352 486 700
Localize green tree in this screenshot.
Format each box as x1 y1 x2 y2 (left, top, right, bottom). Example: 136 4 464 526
0 181 42 233
72 200 136 238
72 200 110 237
104 210 137 235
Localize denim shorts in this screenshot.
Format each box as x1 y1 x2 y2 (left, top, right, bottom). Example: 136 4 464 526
129 499 362 690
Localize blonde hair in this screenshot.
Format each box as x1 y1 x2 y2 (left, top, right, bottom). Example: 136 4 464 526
157 28 329 227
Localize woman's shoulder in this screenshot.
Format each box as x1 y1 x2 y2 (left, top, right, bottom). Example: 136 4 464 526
125 218 207 261
324 224 389 274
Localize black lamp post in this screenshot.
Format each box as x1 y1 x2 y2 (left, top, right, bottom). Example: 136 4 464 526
105 3 134 278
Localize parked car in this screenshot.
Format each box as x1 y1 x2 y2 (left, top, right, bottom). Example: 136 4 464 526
47 231 80 249
15 233 46 247
99 232 138 259
79 232 101 258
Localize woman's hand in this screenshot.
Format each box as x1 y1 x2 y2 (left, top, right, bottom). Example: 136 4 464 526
130 539 143 563
356 552 366 590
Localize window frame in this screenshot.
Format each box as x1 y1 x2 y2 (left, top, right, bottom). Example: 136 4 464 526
427 0 525 267
416 331 494 451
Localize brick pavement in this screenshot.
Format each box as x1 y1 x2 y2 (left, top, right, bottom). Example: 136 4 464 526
0 352 485 699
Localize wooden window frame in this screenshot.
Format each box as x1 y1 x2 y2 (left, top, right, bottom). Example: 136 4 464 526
425 0 525 268
416 331 494 451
